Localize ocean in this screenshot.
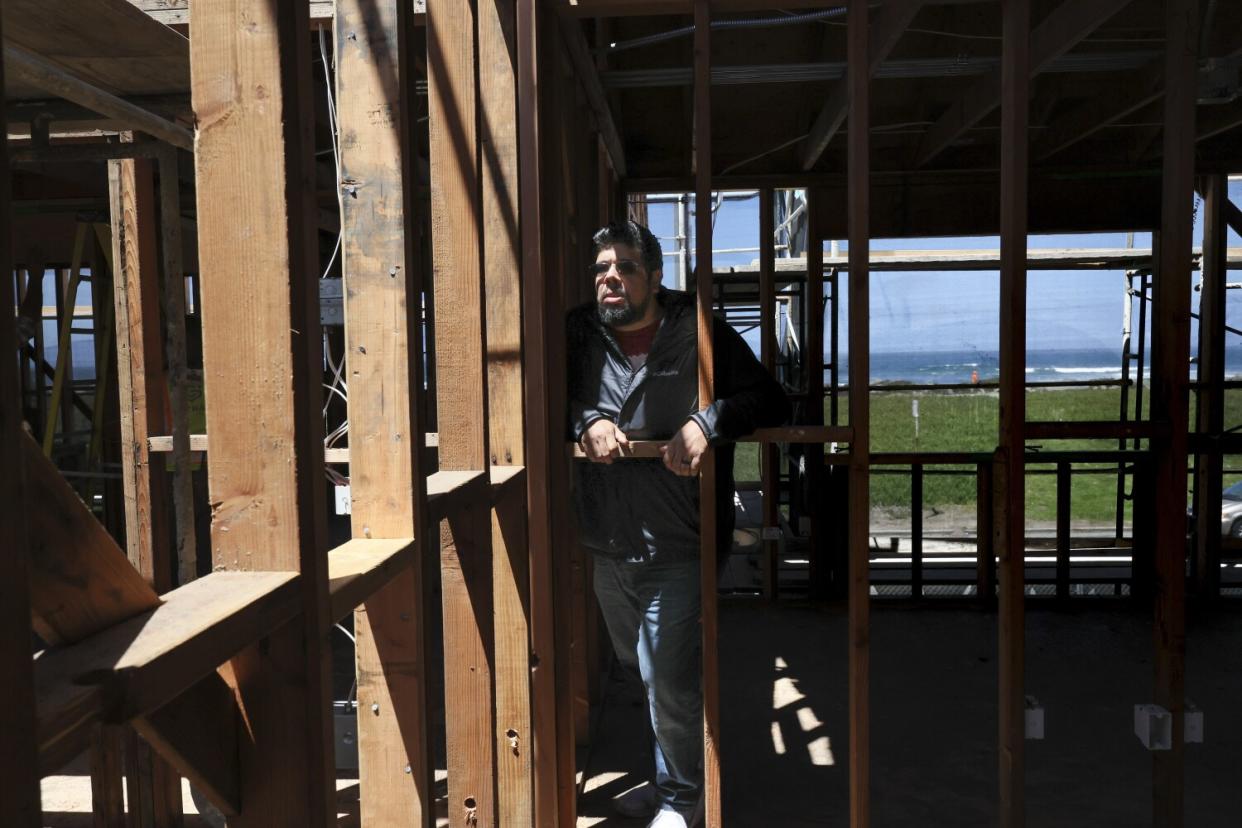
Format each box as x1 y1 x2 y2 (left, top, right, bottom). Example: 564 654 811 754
844 347 1242 385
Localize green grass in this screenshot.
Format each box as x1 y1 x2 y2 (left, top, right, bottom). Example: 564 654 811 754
733 385 1242 524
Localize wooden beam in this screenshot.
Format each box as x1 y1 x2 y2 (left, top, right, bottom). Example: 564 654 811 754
759 187 779 599
1035 58 1163 162
997 0 1029 825
1151 1 1198 823
327 538 418 623
428 0 497 822
692 2 722 824
134 672 241 817
517 0 567 820
4 45 193 150
156 147 197 586
34 571 301 776
800 0 922 170
107 150 182 825
23 431 161 645
109 154 173 590
558 16 626 178
1025 420 1168 441
479 0 535 821
916 0 1130 167
846 1 871 826
1194 175 1227 598
0 17 41 814
335 0 435 821
190 2 336 825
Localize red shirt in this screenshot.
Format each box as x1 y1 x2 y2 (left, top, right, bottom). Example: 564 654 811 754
612 318 661 370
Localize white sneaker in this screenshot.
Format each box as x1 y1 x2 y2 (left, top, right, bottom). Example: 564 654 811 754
614 782 657 819
646 809 689 828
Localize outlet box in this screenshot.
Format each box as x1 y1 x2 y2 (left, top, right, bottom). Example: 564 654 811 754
1135 704 1172 750
1024 696 1044 740
1185 700 1204 744
335 484 351 515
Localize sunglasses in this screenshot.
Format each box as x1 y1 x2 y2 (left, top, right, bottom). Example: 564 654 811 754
588 259 643 277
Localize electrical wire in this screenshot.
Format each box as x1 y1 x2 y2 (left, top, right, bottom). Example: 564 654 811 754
599 7 848 56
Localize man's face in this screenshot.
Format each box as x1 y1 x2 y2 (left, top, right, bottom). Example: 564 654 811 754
594 243 659 329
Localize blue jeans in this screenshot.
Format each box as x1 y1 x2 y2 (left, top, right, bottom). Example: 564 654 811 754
592 555 702 815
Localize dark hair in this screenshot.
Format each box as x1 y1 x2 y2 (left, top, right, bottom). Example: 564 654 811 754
591 220 663 275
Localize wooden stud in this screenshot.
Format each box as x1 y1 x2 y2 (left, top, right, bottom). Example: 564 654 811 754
692 2 723 824
108 152 183 826
427 0 498 823
517 0 569 820
805 186 829 600
1055 462 1071 601
189 2 336 825
847 1 872 825
156 148 197 586
334 0 435 823
1151 1 1197 823
0 26 41 818
997 0 1030 825
89 725 126 828
976 461 996 605
479 0 536 819
911 464 923 599
759 187 780 600
1193 174 1226 598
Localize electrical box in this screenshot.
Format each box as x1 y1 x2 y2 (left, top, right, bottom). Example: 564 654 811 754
335 484 351 515
334 700 358 770
320 278 344 326
1184 700 1204 744
1024 696 1044 740
1135 704 1172 750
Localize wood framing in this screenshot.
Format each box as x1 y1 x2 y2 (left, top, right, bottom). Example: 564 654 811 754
846 1 871 826
108 150 182 823
997 1 1030 825
759 187 779 599
915 0 1130 167
517 0 571 821
479 0 535 823
1150 1 1198 824
800 0 921 170
692 2 723 824
0 18 41 816
427 0 498 823
1194 174 1227 598
189 2 336 825
335 0 435 822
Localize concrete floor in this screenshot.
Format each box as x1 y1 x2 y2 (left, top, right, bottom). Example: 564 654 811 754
578 600 1242 827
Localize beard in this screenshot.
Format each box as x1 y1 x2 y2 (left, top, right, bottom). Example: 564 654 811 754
596 290 652 327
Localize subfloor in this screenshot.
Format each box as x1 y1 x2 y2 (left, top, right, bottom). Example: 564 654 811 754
577 600 1242 827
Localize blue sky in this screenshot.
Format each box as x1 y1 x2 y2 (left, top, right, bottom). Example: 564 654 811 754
647 179 1242 358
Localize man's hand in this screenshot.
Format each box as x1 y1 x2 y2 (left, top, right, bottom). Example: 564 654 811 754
661 419 708 477
580 419 630 464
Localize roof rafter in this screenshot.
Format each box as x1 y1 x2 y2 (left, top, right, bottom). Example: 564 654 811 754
1035 57 1163 162
799 0 924 170
915 0 1131 167
559 17 627 178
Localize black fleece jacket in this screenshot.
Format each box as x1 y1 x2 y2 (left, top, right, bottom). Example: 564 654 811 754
568 290 791 563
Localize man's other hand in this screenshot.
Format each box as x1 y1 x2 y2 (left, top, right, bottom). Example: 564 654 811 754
661 419 708 477
581 419 630 463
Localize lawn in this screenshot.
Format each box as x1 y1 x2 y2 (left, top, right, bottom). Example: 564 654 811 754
734 385 1242 524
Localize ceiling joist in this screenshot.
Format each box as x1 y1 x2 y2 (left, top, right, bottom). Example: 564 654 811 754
799 0 924 171
915 0 1131 167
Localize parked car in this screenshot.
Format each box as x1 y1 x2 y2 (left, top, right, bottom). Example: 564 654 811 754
1221 481 1242 537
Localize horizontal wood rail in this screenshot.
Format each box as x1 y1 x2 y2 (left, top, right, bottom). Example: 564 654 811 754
149 432 441 462
569 425 855 459
35 571 301 773
427 469 489 521
1025 420 1169 441
327 538 417 623
823 449 1152 466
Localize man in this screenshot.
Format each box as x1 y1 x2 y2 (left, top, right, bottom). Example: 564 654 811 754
568 220 790 827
